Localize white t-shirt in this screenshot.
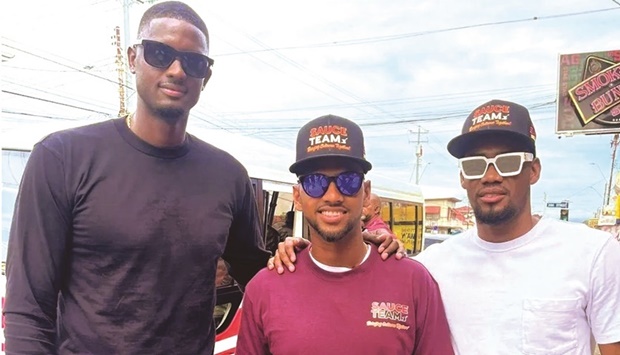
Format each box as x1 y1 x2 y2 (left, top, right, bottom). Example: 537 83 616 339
415 217 620 355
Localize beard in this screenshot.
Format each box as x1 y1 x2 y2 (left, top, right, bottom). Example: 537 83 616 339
473 203 518 225
307 217 359 243
155 106 185 124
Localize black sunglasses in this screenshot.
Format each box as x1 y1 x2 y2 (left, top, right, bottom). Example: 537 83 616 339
134 39 214 78
299 171 364 198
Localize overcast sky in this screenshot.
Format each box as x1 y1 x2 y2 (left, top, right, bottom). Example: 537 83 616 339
2 0 620 223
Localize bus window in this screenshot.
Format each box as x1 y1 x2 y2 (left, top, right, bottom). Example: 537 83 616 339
382 200 424 256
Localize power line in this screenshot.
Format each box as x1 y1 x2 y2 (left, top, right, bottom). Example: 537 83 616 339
211 23 374 119
3 78 118 112
2 110 84 121
212 84 554 118
2 42 134 91
210 10 401 129
218 7 620 56
2 90 113 115
208 96 557 131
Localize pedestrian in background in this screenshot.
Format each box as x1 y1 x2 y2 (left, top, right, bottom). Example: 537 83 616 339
362 192 396 238
277 210 295 240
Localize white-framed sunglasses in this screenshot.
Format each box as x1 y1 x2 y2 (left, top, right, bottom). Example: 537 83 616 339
458 152 534 180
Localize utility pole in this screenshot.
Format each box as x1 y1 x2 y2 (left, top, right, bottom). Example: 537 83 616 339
122 0 135 110
112 26 127 116
118 0 153 114
409 126 428 184
602 182 608 214
607 133 619 206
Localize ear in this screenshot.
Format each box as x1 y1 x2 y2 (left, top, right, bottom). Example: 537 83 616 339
362 181 371 206
292 185 303 211
459 172 466 188
127 46 137 74
529 158 541 185
201 68 212 90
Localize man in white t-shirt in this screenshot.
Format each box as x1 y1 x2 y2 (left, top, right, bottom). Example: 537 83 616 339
416 100 620 354
272 100 620 355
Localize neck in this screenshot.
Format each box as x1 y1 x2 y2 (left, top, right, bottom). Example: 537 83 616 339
309 232 368 268
363 214 379 226
476 210 539 243
129 107 188 148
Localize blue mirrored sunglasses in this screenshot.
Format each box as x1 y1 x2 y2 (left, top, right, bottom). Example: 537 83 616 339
299 171 364 198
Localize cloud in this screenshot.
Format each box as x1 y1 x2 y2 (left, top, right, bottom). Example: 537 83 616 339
2 0 619 226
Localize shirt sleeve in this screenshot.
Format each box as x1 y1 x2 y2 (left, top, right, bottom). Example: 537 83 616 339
235 283 270 355
222 174 271 288
4 143 72 354
588 236 620 344
412 267 455 355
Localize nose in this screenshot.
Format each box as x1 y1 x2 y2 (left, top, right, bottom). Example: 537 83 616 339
480 162 503 183
166 58 187 78
322 180 344 202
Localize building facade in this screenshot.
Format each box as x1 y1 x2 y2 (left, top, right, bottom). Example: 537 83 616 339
425 197 474 234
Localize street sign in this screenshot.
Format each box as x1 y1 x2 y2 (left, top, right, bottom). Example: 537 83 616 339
598 215 617 226
547 201 569 208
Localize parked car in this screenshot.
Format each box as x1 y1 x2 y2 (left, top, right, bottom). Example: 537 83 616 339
421 233 452 251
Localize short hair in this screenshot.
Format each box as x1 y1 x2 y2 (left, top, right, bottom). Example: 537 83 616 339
137 1 209 45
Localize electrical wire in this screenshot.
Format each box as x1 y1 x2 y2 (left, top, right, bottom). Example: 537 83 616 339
2 42 134 92
218 7 620 56
3 78 119 112
2 90 113 115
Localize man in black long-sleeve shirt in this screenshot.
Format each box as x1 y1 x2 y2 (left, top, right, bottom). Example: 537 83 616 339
3 2 270 354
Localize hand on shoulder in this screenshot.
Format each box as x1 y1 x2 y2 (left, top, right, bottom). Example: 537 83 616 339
267 237 310 274
362 229 405 260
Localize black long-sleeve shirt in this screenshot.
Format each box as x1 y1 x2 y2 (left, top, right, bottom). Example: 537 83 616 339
4 118 270 354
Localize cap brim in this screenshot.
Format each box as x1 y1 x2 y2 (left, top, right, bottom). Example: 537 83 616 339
447 130 535 158
289 155 372 175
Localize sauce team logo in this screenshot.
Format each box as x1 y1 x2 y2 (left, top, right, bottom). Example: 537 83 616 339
366 301 410 330
557 50 620 135
468 104 512 132
307 125 351 153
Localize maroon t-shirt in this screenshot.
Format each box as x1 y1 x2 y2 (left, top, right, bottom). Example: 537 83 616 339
237 244 454 354
364 215 396 237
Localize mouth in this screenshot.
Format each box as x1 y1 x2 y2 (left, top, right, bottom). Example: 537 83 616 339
478 188 506 204
318 209 347 224
479 193 504 204
159 83 187 98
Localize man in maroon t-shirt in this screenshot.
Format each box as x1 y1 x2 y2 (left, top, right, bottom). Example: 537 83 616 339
236 115 453 355
362 193 396 238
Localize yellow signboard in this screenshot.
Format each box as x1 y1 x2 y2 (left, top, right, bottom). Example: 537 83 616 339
393 225 415 251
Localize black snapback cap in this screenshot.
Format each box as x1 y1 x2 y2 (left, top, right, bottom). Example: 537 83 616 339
447 99 537 158
289 114 372 175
